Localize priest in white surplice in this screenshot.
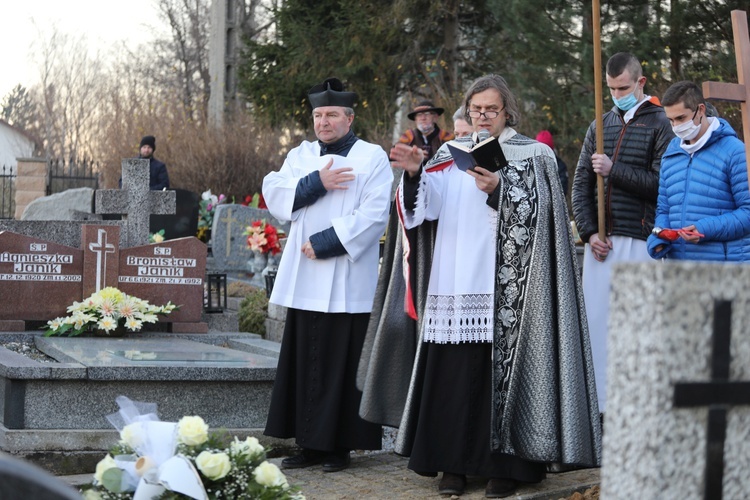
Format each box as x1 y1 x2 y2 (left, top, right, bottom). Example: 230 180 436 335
262 78 392 473
361 75 602 498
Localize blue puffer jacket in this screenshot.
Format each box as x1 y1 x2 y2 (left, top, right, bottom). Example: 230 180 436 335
647 118 750 261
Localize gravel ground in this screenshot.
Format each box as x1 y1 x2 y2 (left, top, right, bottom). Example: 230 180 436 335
1 340 57 363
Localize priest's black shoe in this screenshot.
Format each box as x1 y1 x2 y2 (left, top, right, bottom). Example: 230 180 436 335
438 472 466 496
281 449 325 469
485 478 517 498
322 451 351 472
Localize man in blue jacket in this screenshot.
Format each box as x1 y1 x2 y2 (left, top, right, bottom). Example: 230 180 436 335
647 81 750 261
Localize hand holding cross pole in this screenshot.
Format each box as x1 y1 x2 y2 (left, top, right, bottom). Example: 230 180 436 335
592 0 607 248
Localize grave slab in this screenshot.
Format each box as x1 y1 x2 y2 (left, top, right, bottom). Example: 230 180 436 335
604 261 750 499
36 337 276 381
0 332 280 474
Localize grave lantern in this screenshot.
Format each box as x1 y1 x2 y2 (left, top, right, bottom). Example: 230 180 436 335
205 273 227 313
264 269 277 299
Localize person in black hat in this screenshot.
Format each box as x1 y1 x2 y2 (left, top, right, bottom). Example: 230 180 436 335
397 99 455 162
138 135 169 190
261 77 392 473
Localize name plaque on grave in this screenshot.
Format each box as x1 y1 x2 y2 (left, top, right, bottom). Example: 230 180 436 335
0 232 83 320
118 237 207 323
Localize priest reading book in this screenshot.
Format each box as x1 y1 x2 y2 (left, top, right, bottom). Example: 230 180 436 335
447 130 508 173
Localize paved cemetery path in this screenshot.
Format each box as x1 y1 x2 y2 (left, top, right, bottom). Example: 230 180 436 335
266 451 600 499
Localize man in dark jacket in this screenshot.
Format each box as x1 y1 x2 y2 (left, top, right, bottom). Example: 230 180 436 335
572 52 673 414
139 135 170 190
397 100 454 162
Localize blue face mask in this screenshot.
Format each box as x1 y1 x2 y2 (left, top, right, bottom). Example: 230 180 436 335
612 91 638 111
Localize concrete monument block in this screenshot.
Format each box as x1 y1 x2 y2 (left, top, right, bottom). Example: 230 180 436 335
604 261 750 499
0 333 279 474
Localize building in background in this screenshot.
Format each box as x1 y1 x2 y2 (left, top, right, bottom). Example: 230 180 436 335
0 119 36 173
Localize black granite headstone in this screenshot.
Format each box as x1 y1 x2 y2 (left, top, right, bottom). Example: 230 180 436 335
150 188 200 240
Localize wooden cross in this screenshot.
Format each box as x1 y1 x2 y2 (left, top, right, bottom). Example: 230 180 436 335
673 300 750 500
702 10 750 185
220 207 238 258
95 159 176 247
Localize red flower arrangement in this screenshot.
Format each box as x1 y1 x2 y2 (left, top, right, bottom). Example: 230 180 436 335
244 219 283 255
241 193 267 209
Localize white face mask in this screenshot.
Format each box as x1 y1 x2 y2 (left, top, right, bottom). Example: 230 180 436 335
672 109 702 141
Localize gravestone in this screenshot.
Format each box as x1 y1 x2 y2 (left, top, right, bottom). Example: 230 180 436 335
96 158 176 247
118 237 207 324
210 204 289 272
1 224 207 332
150 188 200 241
0 232 83 321
603 261 750 499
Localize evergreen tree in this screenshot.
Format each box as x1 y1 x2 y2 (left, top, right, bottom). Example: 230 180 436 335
1 85 38 132
239 0 407 143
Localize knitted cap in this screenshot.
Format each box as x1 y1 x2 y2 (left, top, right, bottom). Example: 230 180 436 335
140 135 156 150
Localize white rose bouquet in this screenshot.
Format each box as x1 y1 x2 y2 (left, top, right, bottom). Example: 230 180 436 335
82 396 303 500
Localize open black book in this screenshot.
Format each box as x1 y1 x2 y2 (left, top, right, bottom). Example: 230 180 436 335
447 136 508 173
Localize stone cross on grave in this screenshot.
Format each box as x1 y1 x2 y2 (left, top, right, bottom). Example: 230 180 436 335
673 300 750 500
702 9 750 185
95 158 176 247
220 207 238 257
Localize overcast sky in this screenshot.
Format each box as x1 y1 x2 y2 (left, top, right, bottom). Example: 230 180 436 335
1 0 164 99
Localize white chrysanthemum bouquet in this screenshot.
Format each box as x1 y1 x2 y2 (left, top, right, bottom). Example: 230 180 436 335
44 287 177 337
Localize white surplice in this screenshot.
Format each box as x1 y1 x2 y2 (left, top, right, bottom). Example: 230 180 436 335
262 139 392 313
398 129 521 343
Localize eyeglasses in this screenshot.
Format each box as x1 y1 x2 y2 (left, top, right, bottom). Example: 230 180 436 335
467 109 504 120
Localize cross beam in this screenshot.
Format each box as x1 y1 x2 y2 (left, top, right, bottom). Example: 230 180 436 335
703 10 750 187
673 300 750 500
